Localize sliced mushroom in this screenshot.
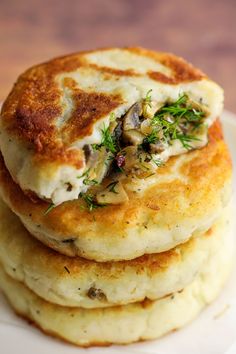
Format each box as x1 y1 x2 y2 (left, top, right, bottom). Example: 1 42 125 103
83 144 93 162
179 122 189 134
87 287 107 301
109 120 118 133
121 146 138 171
140 119 153 135
188 99 209 117
150 141 166 153
123 129 145 145
87 148 113 183
123 102 142 131
113 121 123 142
143 100 163 119
96 181 129 204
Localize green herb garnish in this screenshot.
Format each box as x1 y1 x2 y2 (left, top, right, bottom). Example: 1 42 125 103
142 129 159 145
77 170 88 179
174 133 201 150
152 94 202 123
143 153 163 167
100 126 117 153
106 181 119 194
44 203 55 215
109 112 116 122
137 145 164 168
143 89 153 116
151 156 164 167
151 94 205 149
77 169 98 186
80 193 106 212
83 178 98 186
92 125 117 154
143 89 153 108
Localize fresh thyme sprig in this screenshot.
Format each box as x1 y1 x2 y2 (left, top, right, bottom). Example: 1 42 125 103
83 178 98 186
142 89 153 117
142 129 159 145
44 203 55 215
152 94 204 124
143 89 153 108
92 125 117 154
151 156 164 167
175 133 201 150
137 145 164 168
77 169 98 186
80 193 106 212
109 112 116 122
142 153 163 167
140 129 166 160
106 181 119 194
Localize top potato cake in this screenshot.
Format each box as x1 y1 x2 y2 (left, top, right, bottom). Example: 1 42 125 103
0 121 232 261
0 47 223 205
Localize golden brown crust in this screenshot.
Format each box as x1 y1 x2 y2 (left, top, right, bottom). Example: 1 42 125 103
127 47 205 84
0 120 232 260
0 234 232 348
3 296 171 348
3 193 228 310
0 120 231 216
0 47 206 165
4 300 113 348
61 77 122 141
0 275 200 347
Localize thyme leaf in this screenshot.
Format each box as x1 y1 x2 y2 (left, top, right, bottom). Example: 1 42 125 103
44 203 55 215
137 146 164 168
80 193 107 212
143 89 153 108
151 156 164 167
143 89 153 116
92 125 117 154
77 169 98 186
151 94 205 149
83 178 98 186
109 112 116 122
142 129 158 145
77 170 89 179
106 181 119 194
174 134 201 150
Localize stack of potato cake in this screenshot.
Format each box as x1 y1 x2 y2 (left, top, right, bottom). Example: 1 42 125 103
0 47 233 347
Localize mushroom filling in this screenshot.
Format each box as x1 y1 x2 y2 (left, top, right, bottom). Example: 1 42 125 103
87 287 107 301
79 93 208 208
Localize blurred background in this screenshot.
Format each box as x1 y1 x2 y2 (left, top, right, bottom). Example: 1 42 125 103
0 0 235 110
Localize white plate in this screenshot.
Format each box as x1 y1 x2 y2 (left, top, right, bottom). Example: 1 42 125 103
0 111 236 354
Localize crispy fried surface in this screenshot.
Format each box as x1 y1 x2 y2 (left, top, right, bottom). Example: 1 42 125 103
0 47 223 204
0 47 204 157
0 229 232 346
0 121 232 261
0 198 230 308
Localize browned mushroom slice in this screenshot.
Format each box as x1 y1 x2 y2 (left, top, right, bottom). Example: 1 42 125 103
123 102 142 131
188 99 210 116
113 121 123 141
96 181 129 204
87 148 113 183
123 130 145 145
143 100 163 119
150 141 167 153
140 119 153 135
83 144 93 162
121 146 138 171
179 123 189 134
